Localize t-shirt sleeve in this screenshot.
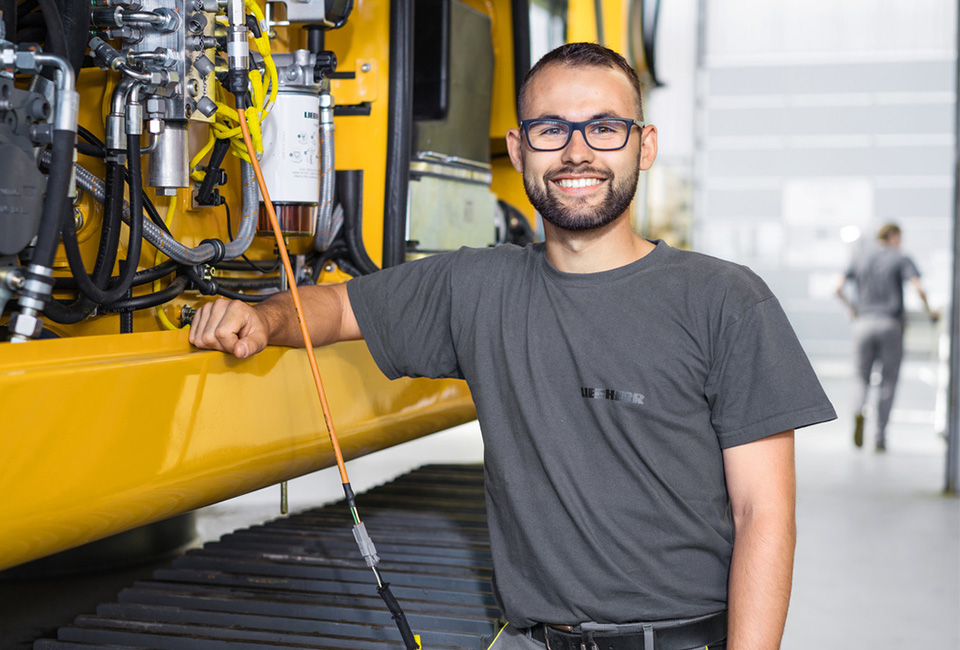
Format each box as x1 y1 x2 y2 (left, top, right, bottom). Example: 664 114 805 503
901 256 920 282
705 296 837 449
346 253 463 381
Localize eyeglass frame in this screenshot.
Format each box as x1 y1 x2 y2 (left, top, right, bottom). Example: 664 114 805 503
518 117 645 152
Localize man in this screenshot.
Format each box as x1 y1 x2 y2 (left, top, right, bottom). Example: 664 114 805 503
191 43 836 650
836 223 938 451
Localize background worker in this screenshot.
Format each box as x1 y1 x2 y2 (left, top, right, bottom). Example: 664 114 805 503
836 223 939 451
191 43 836 650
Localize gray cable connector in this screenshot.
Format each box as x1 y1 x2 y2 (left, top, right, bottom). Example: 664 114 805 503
352 522 380 568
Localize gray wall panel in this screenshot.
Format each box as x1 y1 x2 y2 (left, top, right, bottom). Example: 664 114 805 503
703 189 782 218
707 61 955 96
874 187 954 217
709 103 954 136
706 146 954 177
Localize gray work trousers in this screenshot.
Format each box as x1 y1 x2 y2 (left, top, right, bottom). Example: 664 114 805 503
486 622 724 650
853 315 904 445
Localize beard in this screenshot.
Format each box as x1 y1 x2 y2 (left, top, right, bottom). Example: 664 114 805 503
523 161 641 232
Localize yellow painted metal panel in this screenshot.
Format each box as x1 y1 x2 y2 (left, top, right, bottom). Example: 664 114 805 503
0 331 474 571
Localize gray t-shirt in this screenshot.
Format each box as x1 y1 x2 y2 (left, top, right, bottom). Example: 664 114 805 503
845 244 920 320
347 240 836 627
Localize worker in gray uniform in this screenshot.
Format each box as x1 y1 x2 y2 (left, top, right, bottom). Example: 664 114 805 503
836 223 938 451
191 43 837 650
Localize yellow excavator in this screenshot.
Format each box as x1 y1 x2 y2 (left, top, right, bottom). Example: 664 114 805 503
0 0 658 590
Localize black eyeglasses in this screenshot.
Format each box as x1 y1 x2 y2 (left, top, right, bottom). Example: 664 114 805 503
519 118 644 151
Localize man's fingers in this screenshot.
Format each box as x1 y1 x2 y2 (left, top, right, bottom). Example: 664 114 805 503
190 299 244 354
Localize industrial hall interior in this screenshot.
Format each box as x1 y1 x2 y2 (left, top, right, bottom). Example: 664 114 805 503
1 0 958 649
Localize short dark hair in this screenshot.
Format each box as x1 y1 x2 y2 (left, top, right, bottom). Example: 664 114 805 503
516 42 645 122
877 223 901 241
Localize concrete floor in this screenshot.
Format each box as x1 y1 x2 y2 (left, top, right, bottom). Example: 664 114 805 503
2 360 958 650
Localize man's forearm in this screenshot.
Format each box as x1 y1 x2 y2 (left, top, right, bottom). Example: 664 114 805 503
726 509 796 650
254 284 352 348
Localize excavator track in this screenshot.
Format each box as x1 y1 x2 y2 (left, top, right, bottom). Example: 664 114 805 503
33 464 501 650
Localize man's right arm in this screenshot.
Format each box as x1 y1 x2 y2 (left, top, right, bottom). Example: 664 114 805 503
188 283 362 358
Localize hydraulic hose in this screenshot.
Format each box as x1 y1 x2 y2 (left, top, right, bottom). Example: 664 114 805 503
381 0 414 268
68 156 257 265
312 94 337 252
102 274 189 312
57 136 144 306
339 170 379 274
28 130 75 275
44 161 126 324
9 128 75 339
54 259 177 291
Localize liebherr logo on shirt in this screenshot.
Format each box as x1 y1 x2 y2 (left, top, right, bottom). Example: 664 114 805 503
581 387 645 405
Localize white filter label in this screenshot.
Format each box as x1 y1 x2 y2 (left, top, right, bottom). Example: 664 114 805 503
260 91 320 204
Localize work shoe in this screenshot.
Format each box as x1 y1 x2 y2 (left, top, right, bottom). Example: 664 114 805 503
854 414 864 448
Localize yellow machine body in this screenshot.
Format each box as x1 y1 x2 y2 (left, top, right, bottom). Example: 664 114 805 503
1 0 648 571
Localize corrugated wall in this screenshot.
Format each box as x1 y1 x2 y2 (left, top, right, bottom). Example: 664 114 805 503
693 0 956 360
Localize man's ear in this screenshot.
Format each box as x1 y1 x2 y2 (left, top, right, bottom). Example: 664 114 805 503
506 128 524 173
638 124 658 171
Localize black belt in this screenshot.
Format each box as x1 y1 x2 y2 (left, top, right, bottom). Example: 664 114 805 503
528 610 727 650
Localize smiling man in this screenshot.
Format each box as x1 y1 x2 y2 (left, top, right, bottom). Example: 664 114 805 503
190 43 836 650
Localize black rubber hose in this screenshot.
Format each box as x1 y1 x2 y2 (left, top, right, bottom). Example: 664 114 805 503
339 170 379 275
216 276 281 290
54 259 178 291
30 129 75 269
75 126 169 232
377 582 420 650
60 0 92 74
511 0 531 103
381 0 414 268
101 274 189 312
57 138 144 305
43 161 125 324
35 0 68 60
214 286 272 302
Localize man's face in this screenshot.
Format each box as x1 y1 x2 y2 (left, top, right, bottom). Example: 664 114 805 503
506 64 657 233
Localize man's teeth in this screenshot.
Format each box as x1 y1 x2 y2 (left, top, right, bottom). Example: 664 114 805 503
555 178 602 189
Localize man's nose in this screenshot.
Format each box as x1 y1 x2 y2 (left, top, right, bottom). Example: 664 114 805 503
561 128 595 164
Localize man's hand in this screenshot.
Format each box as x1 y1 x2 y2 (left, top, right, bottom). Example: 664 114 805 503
189 298 270 359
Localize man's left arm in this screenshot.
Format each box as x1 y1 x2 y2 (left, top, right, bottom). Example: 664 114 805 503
722 430 797 650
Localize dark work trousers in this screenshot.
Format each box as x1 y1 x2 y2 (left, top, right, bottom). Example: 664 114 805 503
486 622 726 650
853 314 904 446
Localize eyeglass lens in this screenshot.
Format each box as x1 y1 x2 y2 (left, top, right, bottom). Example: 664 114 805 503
526 119 633 151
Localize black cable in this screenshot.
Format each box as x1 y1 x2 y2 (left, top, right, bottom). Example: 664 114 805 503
53 259 178 291
101 274 189 312
77 125 105 149
214 285 272 302
308 239 350 283
339 171 379 275
76 141 104 158
195 138 232 206
214 258 281 272
216 276 281 290
377 580 420 650
17 0 40 21
35 0 68 59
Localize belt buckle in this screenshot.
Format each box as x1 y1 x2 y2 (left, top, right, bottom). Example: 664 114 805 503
542 624 599 650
